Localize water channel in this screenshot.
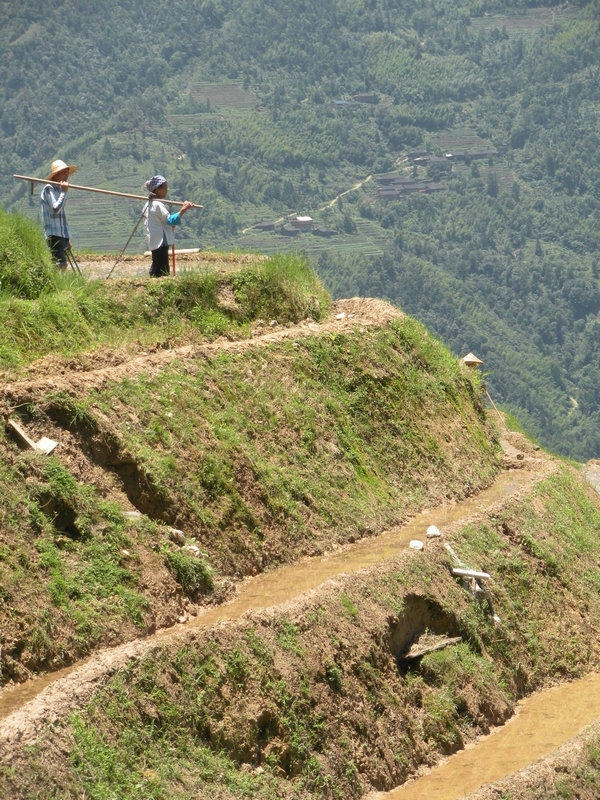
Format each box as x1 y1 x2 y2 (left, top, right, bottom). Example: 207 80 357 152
372 672 600 800
3 464 599 797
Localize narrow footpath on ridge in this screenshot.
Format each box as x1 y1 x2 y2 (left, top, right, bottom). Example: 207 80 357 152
0 297 401 401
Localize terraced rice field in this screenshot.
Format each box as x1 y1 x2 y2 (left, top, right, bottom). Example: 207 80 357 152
468 6 575 37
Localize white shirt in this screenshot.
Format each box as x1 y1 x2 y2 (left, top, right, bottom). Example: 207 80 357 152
143 199 177 250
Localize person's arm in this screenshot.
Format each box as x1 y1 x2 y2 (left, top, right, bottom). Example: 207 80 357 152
167 201 193 225
43 183 68 213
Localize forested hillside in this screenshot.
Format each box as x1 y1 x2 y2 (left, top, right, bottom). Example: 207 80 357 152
2 0 600 459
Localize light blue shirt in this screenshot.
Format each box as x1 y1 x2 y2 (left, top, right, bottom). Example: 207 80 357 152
41 183 69 239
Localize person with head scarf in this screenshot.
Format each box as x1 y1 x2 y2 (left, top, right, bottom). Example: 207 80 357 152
143 175 193 277
41 159 78 269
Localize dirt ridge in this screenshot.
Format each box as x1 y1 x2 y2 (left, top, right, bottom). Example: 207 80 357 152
1 298 402 405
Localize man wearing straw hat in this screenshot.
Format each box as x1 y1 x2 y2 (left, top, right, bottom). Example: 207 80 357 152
40 159 77 269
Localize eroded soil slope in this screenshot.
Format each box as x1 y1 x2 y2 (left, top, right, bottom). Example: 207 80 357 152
2 445 600 799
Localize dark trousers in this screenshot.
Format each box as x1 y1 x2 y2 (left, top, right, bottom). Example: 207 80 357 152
149 243 170 277
47 235 69 268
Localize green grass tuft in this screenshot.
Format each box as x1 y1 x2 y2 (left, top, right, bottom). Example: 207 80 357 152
0 208 57 299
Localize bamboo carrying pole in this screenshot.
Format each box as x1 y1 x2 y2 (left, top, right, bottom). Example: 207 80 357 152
13 174 203 209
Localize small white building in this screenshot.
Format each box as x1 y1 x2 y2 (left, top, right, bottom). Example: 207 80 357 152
291 215 313 230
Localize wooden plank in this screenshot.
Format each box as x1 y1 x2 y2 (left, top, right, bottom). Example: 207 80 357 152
143 248 200 256
404 636 462 660
7 419 40 451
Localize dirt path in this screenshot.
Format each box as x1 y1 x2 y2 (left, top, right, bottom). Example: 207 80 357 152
318 174 373 210
0 455 545 751
75 250 266 279
1 297 401 405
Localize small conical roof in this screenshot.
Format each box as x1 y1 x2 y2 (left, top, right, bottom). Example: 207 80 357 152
461 352 483 366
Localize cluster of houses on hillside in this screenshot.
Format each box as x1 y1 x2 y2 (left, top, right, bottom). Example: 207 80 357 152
250 141 500 230
377 175 447 200
376 146 498 200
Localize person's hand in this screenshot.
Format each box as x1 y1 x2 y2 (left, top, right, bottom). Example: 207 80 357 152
59 181 69 192
180 201 193 215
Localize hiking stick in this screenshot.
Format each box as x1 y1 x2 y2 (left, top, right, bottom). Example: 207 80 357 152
172 227 176 276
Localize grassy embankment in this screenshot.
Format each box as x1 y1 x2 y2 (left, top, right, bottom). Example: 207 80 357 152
0 213 327 371
0 211 498 684
3 467 600 800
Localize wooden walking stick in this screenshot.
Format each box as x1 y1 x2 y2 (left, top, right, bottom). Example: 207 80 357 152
172 225 176 276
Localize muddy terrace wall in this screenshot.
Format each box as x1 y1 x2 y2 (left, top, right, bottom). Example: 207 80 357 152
0 310 498 684
3 467 600 800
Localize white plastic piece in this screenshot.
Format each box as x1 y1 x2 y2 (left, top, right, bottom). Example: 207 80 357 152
409 540 424 551
36 437 58 455
426 525 441 538
452 567 491 581
335 312 346 320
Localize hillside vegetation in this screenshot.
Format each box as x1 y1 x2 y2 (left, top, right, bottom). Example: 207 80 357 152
2 0 600 459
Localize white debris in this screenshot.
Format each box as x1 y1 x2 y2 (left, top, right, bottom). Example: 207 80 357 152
7 419 58 455
168 528 186 545
452 567 491 581
269 319 278 327
36 437 58 455
120 549 130 557
409 540 424 551
335 312 346 320
183 545 201 557
426 525 441 538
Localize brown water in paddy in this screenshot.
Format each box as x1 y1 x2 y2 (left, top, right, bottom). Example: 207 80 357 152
372 672 600 800
0 469 530 721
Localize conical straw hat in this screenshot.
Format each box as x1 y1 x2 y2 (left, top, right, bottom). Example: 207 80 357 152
461 352 483 366
46 159 78 180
